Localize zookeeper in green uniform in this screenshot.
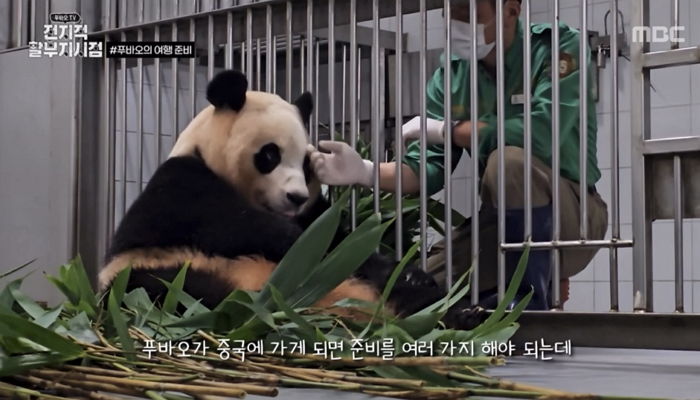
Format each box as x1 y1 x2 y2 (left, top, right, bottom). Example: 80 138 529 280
309 0 608 310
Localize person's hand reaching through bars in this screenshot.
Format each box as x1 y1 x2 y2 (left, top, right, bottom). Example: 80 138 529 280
401 116 446 145
308 141 374 187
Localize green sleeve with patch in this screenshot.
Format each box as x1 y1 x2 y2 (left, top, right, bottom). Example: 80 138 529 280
402 65 463 195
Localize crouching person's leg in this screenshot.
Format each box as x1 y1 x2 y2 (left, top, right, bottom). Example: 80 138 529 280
479 146 556 310
426 146 608 310
557 173 608 307
425 210 499 292
480 146 609 309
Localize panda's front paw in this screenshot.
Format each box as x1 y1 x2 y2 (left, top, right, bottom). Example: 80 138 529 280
402 269 439 289
442 305 488 331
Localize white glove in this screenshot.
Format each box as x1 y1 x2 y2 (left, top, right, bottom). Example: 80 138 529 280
309 141 374 187
401 116 446 145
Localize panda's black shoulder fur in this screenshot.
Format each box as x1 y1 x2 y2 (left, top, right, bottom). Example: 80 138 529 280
107 155 302 263
109 157 485 329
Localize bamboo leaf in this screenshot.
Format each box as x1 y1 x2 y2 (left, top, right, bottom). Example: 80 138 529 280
472 323 521 356
0 279 21 311
44 274 80 306
289 215 392 308
107 267 135 360
67 256 98 318
161 262 190 314
0 352 80 377
228 317 270 341
359 242 420 338
474 291 533 342
164 311 220 330
0 311 83 376
0 259 36 280
471 246 531 338
269 286 318 343
54 312 99 344
497 291 533 328
395 311 445 339
167 290 255 331
34 305 63 329
8 282 46 321
259 189 351 304
415 268 471 315
233 300 276 330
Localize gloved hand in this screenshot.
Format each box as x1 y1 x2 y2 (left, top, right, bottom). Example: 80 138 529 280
308 141 374 187
401 116 446 145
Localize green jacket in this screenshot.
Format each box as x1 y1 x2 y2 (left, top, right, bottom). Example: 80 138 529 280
403 20 600 195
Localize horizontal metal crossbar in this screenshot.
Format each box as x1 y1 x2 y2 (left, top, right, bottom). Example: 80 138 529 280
642 136 700 155
500 239 634 251
90 0 444 39
643 46 700 69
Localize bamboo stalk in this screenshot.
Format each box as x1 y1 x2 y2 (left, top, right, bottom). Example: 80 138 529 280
31 370 247 398
28 376 143 397
190 379 277 396
76 366 201 383
339 374 425 389
438 369 571 396
0 381 68 400
286 353 503 367
144 391 170 400
15 375 124 400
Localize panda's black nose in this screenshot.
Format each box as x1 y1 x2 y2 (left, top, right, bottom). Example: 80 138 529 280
287 192 309 206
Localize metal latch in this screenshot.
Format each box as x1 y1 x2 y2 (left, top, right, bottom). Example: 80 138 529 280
590 9 629 68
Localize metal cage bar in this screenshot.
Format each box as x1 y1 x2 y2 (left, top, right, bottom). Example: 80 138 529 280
82 0 700 328
495 0 506 302
120 32 127 217
286 1 293 101
417 0 428 272
371 0 380 215
172 21 179 140
189 19 196 121
155 26 162 165
266 5 273 92
579 0 588 243
327 0 335 144
609 0 621 311
550 0 562 310
442 0 453 289
631 0 653 312
470 0 480 304
104 38 115 242
137 28 144 194
673 155 684 312
349 0 358 230
393 0 403 262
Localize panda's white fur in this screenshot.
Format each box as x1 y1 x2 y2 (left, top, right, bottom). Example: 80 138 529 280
169 92 317 218
99 70 380 316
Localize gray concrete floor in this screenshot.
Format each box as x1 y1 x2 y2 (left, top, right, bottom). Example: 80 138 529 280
488 347 700 399
247 347 700 400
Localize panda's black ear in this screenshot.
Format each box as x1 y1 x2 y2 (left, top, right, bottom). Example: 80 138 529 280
206 70 248 111
293 92 313 125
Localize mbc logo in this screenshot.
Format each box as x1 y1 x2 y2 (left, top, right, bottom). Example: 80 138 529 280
631 26 686 43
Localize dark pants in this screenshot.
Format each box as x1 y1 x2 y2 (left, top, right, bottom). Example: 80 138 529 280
426 146 608 296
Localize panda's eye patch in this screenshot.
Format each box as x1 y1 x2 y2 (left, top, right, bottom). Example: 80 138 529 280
303 154 312 183
254 143 281 174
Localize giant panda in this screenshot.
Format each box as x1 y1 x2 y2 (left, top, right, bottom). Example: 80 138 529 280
99 70 482 329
